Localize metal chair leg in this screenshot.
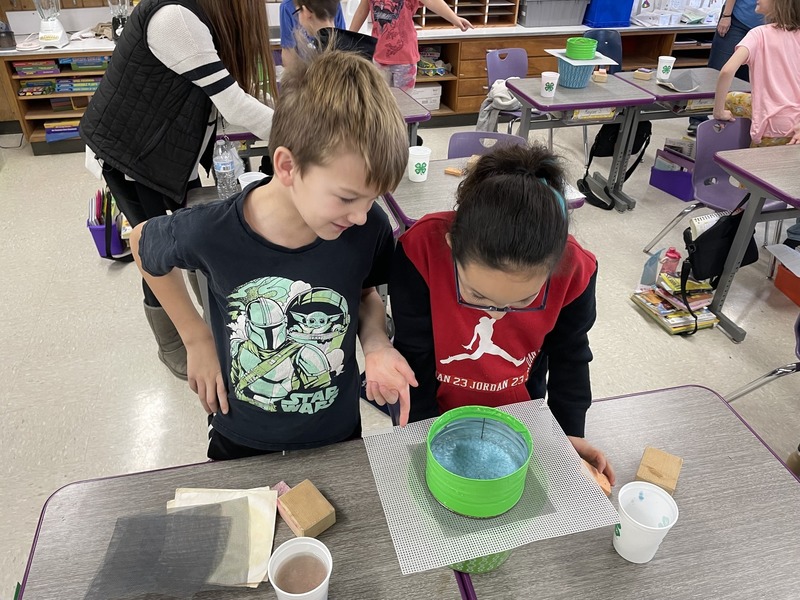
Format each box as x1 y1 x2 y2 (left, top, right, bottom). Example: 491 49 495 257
726 362 800 402
583 125 589 167
548 128 553 151
643 203 701 254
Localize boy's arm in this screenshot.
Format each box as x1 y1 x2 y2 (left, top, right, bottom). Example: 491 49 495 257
349 0 371 32
420 0 473 30
358 287 418 427
791 121 800 145
713 46 749 120
131 223 228 415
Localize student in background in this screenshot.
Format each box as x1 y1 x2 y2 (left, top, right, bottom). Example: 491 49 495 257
390 144 614 483
293 0 378 60
713 0 800 145
81 0 277 380
349 0 472 91
131 51 416 459
280 0 346 67
688 0 763 136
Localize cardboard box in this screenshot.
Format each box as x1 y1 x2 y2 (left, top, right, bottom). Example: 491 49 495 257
409 83 442 111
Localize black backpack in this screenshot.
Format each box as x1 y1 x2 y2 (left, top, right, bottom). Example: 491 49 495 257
578 121 652 210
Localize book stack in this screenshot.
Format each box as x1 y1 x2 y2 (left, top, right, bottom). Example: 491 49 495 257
44 120 81 143
55 77 102 93
13 60 60 76
50 97 73 111
631 277 718 335
59 56 110 71
17 83 54 96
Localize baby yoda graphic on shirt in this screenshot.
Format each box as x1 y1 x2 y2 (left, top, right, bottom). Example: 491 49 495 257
227 277 350 415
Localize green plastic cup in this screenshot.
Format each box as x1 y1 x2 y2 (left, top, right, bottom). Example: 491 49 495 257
565 37 598 60
426 406 533 518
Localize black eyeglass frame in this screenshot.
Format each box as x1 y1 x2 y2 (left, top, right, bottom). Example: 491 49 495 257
452 258 550 313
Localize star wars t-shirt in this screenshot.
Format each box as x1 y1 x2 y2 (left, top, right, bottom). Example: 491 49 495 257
139 188 393 450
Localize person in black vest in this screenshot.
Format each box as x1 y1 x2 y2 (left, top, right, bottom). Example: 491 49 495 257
81 0 277 379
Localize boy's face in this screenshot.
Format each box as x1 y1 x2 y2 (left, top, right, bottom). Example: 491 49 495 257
289 151 383 241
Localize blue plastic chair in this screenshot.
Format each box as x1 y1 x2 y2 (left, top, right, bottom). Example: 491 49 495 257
581 30 624 165
447 131 526 159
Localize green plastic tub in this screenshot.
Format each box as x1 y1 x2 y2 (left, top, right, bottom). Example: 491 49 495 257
426 406 533 519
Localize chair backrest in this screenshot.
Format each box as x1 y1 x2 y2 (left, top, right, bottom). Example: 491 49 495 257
583 29 622 74
447 131 527 159
692 119 751 210
486 48 528 87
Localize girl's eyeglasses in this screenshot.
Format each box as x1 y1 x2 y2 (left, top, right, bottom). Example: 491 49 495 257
453 258 550 313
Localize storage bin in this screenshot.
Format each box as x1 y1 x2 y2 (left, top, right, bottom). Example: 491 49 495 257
409 83 442 110
775 263 800 307
649 149 694 201
518 0 589 27
583 0 635 27
557 58 594 89
88 221 126 257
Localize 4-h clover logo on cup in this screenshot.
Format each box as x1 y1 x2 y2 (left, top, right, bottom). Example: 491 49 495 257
414 162 427 175
661 65 671 75
544 82 555 92
614 523 621 537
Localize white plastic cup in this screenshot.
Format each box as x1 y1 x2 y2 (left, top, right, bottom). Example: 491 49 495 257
237 171 268 191
612 481 679 564
268 537 333 600
657 56 676 80
540 71 560 98
407 146 432 182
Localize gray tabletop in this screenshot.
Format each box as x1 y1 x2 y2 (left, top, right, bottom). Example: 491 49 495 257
507 76 655 112
392 87 432 124
18 442 461 599
715 145 800 207
466 386 800 600
615 67 751 101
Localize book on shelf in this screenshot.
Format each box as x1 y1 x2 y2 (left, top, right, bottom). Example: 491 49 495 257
631 288 718 335
18 85 54 96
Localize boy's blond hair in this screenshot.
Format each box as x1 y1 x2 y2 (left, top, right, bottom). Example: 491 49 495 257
269 50 408 194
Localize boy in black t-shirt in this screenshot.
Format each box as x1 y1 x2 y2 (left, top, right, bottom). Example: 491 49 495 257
131 51 416 459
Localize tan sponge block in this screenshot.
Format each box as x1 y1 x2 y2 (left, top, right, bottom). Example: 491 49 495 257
635 447 683 495
278 479 336 538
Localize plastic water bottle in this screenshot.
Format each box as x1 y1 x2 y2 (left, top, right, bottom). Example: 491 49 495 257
213 139 239 200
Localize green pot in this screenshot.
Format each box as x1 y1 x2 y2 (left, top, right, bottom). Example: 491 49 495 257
565 37 598 60
426 406 533 518
450 550 512 574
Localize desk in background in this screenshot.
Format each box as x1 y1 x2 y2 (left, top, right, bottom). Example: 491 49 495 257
392 88 432 147
711 145 800 342
18 442 462 600
506 77 655 212
464 385 800 599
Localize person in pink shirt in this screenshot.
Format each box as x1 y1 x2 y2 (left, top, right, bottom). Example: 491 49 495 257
350 0 472 91
713 0 800 145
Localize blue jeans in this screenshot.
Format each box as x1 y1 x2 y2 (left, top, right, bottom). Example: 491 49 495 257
690 15 753 127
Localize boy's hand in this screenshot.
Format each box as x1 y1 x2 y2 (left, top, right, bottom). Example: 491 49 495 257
453 16 473 31
568 436 616 486
714 109 734 121
186 334 229 415
790 122 800 145
364 346 418 427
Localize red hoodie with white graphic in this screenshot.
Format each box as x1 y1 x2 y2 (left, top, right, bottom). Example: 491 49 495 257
390 212 598 436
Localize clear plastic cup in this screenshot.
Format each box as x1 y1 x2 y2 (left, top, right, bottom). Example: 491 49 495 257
540 71 560 98
268 537 333 600
237 171 268 191
407 146 432 182
612 481 679 564
657 56 676 81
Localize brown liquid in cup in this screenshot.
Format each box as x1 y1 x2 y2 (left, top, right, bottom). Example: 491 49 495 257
274 553 327 594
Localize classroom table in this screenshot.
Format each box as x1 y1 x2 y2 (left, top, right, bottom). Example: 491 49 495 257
382 158 587 236
17 442 463 599
610 68 751 210
709 144 800 342
392 87 432 147
461 385 800 600
506 77 655 212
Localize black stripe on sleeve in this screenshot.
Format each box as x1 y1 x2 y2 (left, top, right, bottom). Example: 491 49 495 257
183 61 226 81
202 74 236 96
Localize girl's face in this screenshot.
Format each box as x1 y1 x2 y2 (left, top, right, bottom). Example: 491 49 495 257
755 0 773 15
455 260 549 320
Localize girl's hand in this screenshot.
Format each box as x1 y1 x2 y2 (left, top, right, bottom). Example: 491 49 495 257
453 16 473 31
364 346 418 427
568 436 616 486
714 109 734 121
790 122 800 145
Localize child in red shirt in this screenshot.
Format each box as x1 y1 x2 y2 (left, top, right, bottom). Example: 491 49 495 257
350 0 472 91
390 144 615 483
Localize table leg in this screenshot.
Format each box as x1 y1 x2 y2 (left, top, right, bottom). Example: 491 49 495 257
409 123 418 147
605 106 641 211
709 194 766 343
518 105 532 140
